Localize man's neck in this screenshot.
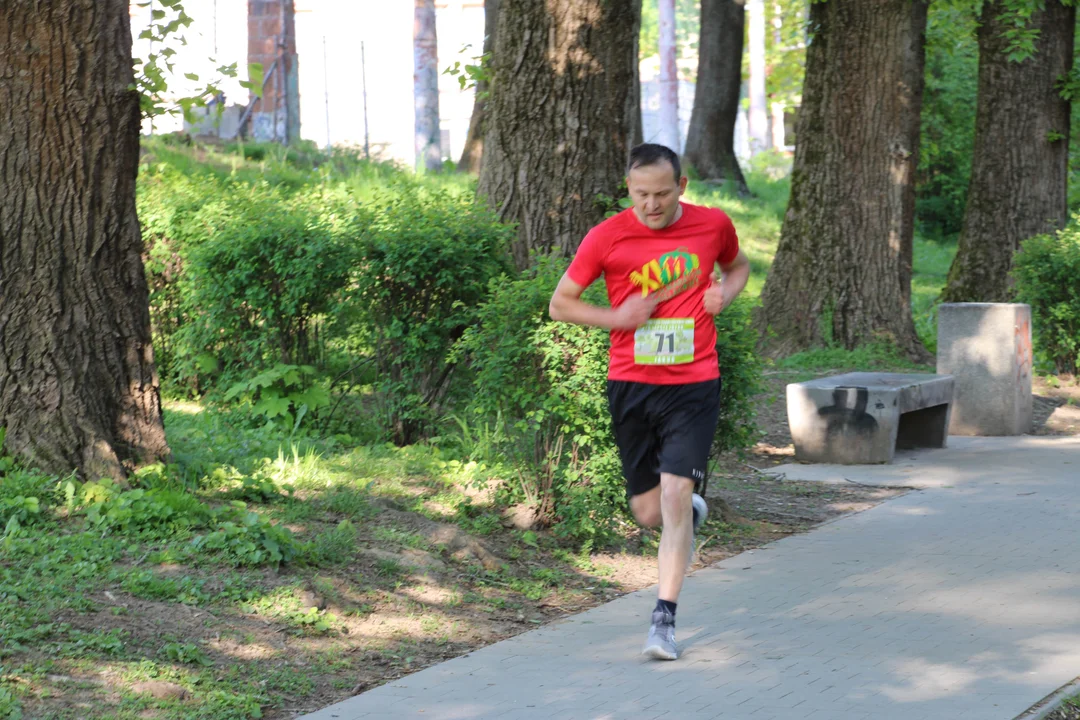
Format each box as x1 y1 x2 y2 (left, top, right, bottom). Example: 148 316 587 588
634 202 683 229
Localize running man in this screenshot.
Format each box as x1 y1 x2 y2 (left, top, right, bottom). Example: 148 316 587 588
548 143 750 660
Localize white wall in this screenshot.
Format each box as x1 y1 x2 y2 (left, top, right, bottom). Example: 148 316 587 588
132 0 485 167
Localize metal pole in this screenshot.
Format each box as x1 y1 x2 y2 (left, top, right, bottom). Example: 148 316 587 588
323 36 331 151
361 41 370 160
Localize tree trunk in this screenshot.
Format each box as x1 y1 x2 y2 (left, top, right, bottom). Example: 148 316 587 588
753 0 929 360
632 55 644 147
747 0 769 154
414 0 441 172
940 1 1074 303
0 0 169 480
658 0 680 151
478 0 641 267
684 0 750 194
458 0 498 174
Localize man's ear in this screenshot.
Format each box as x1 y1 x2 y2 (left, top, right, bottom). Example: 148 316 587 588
678 175 689 193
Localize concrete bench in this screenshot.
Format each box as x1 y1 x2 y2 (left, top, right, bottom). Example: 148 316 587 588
787 372 955 464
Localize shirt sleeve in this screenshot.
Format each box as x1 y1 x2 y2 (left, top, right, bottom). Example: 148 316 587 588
717 212 740 266
566 225 606 288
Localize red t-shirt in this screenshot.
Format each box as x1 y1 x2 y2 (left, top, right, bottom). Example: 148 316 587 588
566 202 740 384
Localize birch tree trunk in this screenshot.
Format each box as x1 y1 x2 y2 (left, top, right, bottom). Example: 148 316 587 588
658 0 681 151
414 0 441 172
0 0 170 479
747 0 769 154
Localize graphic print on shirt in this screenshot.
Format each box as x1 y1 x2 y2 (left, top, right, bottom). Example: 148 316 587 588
629 248 702 301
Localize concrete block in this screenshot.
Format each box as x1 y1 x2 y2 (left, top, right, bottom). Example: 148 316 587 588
787 372 954 464
936 303 1033 436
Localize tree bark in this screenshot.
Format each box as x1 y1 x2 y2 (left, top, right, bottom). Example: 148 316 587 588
458 0 498 174
414 0 441 172
684 0 750 194
940 1 1074 303
658 0 680 151
478 0 641 267
753 0 929 360
0 0 169 480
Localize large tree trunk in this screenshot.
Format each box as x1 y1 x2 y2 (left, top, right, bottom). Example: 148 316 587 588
478 0 641 267
684 0 750 194
753 0 929 359
658 0 680 151
414 0 441 172
0 0 169 480
458 0 498 174
940 1 1074 303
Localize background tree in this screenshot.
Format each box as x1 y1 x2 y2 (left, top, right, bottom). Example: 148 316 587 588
747 0 769 153
414 0 442 172
940 0 1075 302
916 4 979 239
458 0 498 174
0 0 169 479
684 0 750 193
478 0 642 266
754 0 930 359
658 0 681 150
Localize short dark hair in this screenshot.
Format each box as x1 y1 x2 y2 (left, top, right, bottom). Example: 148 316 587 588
627 143 681 182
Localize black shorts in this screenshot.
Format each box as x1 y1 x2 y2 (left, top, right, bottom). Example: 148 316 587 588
606 378 721 498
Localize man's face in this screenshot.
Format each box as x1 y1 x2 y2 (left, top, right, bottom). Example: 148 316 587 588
627 161 688 230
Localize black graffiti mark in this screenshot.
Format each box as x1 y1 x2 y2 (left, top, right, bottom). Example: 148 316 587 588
818 386 879 438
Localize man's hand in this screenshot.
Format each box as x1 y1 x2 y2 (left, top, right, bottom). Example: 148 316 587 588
611 293 660 330
703 273 731 315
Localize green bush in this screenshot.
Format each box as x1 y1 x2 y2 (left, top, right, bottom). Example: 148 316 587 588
344 188 514 444
713 296 764 454
1013 226 1080 375
177 184 366 383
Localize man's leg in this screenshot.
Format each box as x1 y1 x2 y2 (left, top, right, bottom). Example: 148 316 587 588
657 472 695 602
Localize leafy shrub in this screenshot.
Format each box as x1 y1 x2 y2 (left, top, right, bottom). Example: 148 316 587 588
176 184 365 383
160 640 213 666
344 188 514 444
78 480 210 535
190 502 299 567
139 166 367 390
0 496 40 536
223 364 330 430
1013 226 1080 375
456 255 620 541
0 464 58 535
713 296 765 454
74 481 298 566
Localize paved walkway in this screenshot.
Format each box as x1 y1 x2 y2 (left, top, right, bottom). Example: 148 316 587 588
301 436 1080 720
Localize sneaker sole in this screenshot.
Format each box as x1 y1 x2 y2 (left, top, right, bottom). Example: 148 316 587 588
641 644 678 661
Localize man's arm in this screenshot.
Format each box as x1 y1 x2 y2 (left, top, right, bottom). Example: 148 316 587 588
703 249 751 315
549 273 658 330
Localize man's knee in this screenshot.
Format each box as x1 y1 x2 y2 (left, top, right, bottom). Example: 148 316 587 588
659 473 694 507
630 489 662 527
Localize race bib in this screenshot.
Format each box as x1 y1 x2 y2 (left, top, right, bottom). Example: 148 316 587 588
634 318 695 365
